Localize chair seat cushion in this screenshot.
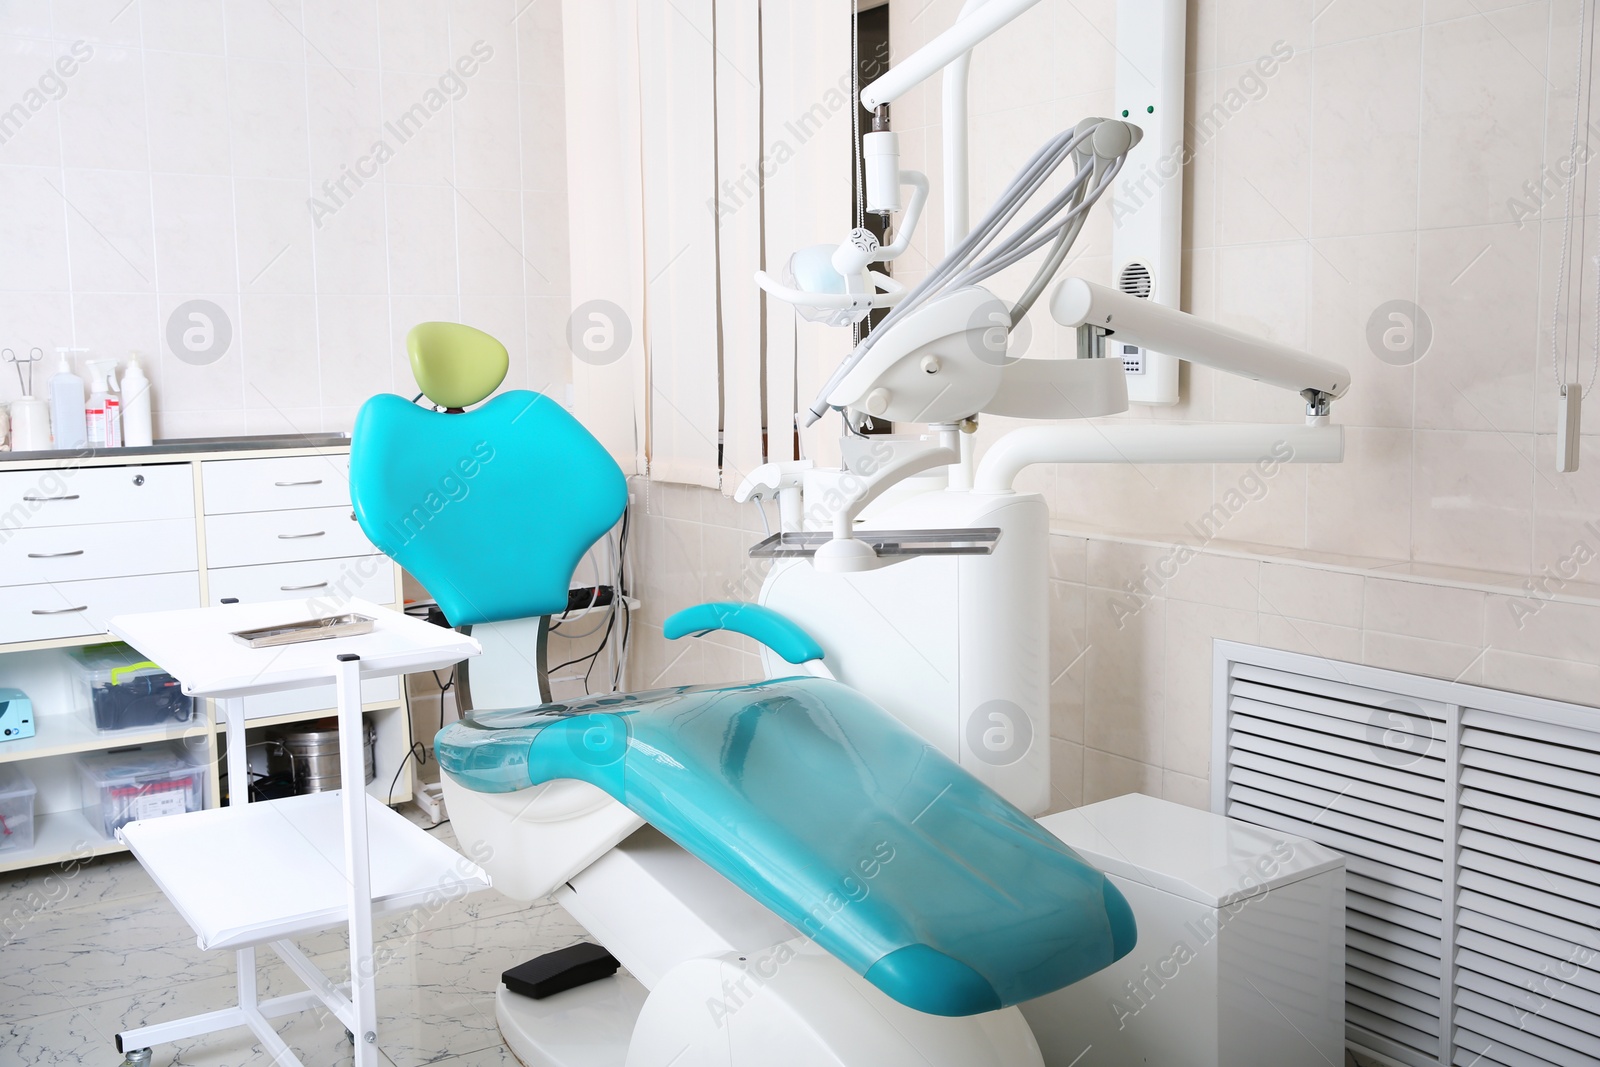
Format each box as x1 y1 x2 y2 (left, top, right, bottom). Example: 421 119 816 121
436 676 1135 1016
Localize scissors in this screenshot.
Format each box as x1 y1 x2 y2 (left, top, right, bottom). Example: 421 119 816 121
3 347 44 397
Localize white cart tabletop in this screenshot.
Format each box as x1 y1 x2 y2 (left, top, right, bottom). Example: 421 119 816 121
109 598 480 698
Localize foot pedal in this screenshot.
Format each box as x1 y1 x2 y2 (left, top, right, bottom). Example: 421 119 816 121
502 942 620 1000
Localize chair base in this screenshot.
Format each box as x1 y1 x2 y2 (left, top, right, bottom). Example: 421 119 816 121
497 973 647 1067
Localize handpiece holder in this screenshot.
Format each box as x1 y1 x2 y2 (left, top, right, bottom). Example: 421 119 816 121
754 171 929 318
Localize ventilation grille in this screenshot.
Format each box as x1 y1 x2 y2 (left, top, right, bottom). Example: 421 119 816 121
1118 260 1153 299
1213 644 1600 1067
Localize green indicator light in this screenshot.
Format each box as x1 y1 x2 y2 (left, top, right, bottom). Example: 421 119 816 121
1121 109 1129 117
1147 105 1155 113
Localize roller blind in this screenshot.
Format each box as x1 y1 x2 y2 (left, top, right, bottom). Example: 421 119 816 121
562 0 852 490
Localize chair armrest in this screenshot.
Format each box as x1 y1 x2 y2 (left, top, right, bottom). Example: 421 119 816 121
663 602 825 665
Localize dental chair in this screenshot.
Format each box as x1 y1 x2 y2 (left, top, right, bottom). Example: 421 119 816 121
349 334 1136 1066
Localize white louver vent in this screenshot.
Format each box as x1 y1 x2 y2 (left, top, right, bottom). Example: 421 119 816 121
1212 642 1600 1067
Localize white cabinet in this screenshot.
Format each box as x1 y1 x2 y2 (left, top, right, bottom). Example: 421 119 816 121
0 442 414 873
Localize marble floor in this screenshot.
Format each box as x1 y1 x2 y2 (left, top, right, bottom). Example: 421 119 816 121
2 802 1385 1067
0 811 583 1067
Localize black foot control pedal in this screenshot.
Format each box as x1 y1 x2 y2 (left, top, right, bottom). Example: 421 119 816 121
502 942 621 1000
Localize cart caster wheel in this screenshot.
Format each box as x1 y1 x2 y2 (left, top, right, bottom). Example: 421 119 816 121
118 1050 153 1067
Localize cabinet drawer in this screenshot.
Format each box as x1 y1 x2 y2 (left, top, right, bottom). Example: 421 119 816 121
0 518 197 587
0 464 193 529
202 456 350 515
238 676 401 721
207 555 397 607
204 506 374 568
0 572 201 645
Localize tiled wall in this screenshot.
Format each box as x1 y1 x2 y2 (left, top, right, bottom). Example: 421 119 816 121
0 0 568 439
624 0 1600 814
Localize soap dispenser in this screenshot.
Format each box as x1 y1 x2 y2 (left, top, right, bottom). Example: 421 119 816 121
48 348 87 449
121 352 153 447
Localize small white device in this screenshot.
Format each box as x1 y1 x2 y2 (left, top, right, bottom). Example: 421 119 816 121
0 688 35 741
1110 0 1186 404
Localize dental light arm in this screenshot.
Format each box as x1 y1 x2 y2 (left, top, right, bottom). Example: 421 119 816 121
963 275 1355 494
859 0 1045 111
974 423 1345 494
1051 278 1351 412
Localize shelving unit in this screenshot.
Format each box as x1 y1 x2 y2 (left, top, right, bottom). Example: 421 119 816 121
0 436 425 874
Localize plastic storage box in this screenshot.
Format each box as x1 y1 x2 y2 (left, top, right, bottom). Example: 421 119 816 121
77 743 205 840
68 643 194 733
0 764 37 853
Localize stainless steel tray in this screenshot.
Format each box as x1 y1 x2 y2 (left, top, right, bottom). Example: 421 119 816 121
748 528 1003 560
231 613 376 648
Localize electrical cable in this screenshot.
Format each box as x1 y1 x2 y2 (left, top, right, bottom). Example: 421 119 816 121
388 666 453 806
1554 0 1600 401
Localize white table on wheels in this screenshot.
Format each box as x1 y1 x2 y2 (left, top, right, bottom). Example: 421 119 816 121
106 598 488 1067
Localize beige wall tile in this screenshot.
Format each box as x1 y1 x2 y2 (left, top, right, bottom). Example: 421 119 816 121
1310 30 1422 238
1258 560 1364 626
1162 769 1212 812
1214 54 1313 245
1411 430 1535 575
1363 630 1484 685
1363 576 1485 645
1164 549 1261 611
1306 232 1418 431
1484 595 1600 666
1482 649 1600 708
1083 748 1164 806
1050 581 1089 744
1048 534 1089 583
1258 613 1365 663
1313 0 1424 46
1085 587 1166 765
1048 738 1084 815
1306 426 1412 561
1165 601 1258 778
1415 224 1540 435
1418 11 1549 230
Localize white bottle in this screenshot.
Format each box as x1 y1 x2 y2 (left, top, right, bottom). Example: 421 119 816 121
120 352 153 447
48 349 87 449
85 360 121 449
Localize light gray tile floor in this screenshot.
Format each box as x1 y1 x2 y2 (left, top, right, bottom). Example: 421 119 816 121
0 811 584 1066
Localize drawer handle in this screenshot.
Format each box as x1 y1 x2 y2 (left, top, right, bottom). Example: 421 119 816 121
22 494 80 502
280 582 329 591
274 479 324 487
277 531 327 540
32 605 88 615
26 550 85 559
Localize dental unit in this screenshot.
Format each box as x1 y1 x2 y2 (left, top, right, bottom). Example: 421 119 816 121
343 1 1353 1065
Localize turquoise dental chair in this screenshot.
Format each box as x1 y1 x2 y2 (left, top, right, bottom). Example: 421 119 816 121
348 327 1135 1026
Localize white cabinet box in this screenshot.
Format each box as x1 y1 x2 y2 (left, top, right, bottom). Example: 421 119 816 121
0 438 414 873
1022 793 1346 1067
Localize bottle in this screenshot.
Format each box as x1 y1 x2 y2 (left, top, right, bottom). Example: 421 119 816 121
120 352 153 447
104 362 122 448
85 360 120 449
48 348 87 449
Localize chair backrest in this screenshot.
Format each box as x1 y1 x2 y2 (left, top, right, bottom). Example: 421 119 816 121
349 390 627 627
